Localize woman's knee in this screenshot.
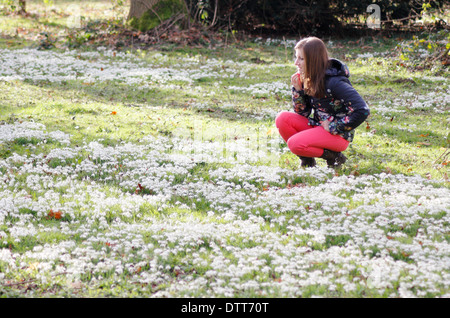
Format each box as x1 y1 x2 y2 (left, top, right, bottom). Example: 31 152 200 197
275 111 293 128
287 136 307 154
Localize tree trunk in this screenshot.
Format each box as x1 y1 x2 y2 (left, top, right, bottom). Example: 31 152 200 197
127 0 160 20
18 0 26 15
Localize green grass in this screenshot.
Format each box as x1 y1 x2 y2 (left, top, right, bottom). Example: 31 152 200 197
0 1 449 299
1 57 446 179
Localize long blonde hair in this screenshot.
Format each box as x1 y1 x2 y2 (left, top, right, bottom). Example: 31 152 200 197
295 37 329 98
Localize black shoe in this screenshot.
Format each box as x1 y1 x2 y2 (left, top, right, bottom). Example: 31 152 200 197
320 149 347 169
298 156 316 168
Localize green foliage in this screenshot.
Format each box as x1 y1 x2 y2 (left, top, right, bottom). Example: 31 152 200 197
396 29 450 71
37 32 55 50
325 235 352 248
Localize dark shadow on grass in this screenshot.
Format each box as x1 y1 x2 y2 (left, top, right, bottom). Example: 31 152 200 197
11 77 279 124
372 124 447 146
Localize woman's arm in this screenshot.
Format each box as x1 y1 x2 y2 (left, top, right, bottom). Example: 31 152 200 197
327 78 370 135
291 73 312 118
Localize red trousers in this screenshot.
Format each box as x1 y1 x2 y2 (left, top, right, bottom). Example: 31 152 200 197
275 111 349 157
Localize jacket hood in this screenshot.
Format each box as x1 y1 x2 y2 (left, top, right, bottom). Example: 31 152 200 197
325 58 350 78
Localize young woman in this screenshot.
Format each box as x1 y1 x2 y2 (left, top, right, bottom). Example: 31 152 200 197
275 37 370 168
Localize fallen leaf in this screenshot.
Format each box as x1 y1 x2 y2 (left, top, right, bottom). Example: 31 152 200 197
70 282 83 289
48 209 62 219
28 262 40 271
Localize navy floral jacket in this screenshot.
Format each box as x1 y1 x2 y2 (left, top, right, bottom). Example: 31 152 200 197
292 58 370 142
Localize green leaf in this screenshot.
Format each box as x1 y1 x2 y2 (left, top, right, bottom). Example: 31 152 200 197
400 53 409 61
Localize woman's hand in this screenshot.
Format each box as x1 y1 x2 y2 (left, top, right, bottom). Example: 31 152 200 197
291 73 302 91
321 119 330 132
320 119 338 135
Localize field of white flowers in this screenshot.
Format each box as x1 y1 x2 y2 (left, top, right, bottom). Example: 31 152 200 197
0 41 449 298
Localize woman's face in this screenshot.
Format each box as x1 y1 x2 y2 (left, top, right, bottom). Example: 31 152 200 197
294 49 305 74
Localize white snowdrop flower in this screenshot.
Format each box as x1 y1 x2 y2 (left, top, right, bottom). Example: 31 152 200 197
46 147 77 160
0 47 449 297
357 52 375 59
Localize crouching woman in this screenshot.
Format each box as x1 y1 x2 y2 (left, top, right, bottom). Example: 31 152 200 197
275 37 370 168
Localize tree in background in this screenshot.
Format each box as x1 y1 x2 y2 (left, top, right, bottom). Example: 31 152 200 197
127 0 188 32
128 0 159 20
18 0 25 14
